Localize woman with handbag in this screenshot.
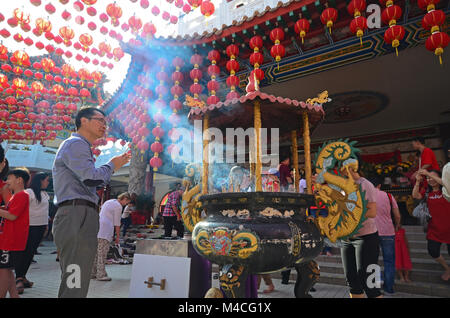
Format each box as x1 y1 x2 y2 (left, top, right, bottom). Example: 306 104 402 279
413 169 450 281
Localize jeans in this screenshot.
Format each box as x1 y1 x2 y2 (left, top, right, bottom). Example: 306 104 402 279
14 225 47 278
379 235 395 293
340 232 382 298
121 217 132 237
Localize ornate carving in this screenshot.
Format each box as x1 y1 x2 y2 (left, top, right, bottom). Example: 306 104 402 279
195 227 259 259
184 94 206 108
313 140 367 242
306 90 331 105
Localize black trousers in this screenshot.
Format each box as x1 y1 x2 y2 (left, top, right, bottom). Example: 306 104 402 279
427 239 450 258
163 216 184 238
14 225 47 278
340 232 382 298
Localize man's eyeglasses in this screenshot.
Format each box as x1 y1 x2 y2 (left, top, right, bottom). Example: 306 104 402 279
89 117 108 126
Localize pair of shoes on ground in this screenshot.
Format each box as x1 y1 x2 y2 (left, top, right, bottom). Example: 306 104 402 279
15 278 32 294
263 285 275 294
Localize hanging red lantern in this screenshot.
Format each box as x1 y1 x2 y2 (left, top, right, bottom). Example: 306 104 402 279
350 16 368 46
422 10 445 33
35 18 52 35
149 157 162 171
270 28 285 69
226 44 239 59
321 7 338 34
226 59 239 75
151 6 161 16
91 71 102 85
79 33 93 52
226 44 240 100
0 74 8 87
12 50 30 66
59 26 75 45
249 52 264 67
426 31 449 65
417 0 440 12
106 3 123 24
381 5 402 27
249 36 263 52
41 58 55 73
31 0 42 6
113 47 124 61
201 1 215 17
294 19 310 44
141 0 150 9
52 84 64 96
142 22 157 40
347 0 367 18
45 3 56 14
188 0 202 8
13 8 30 27
128 15 143 34
384 25 405 56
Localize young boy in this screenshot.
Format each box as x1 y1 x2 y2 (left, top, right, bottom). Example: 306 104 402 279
0 168 30 298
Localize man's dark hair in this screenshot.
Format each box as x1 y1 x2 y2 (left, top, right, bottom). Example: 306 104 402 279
412 136 425 145
75 107 106 130
7 168 30 186
0 145 9 180
369 175 383 188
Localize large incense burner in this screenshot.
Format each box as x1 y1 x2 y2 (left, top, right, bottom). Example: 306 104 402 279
182 88 346 298
192 192 323 297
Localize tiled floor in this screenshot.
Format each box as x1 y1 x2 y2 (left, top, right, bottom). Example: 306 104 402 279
17 240 433 298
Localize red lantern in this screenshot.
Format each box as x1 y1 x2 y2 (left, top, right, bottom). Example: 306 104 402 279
0 74 8 87
12 50 30 66
226 44 239 59
426 31 449 65
106 3 123 24
226 75 240 88
270 44 285 63
150 157 162 171
59 26 74 45
250 52 264 67
320 8 338 34
347 0 367 18
200 1 215 17
350 16 368 46
422 10 445 33
249 36 263 52
381 5 402 27
225 60 239 76
142 22 156 39
384 25 405 56
113 47 124 61
35 18 52 35
13 8 30 27
45 3 56 14
79 33 93 52
294 19 310 44
128 15 143 34
91 71 102 85
41 58 55 72
417 0 440 12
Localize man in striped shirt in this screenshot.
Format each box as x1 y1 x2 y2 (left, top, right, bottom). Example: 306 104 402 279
162 183 184 238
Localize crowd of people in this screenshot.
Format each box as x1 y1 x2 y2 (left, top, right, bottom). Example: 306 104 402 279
0 105 448 299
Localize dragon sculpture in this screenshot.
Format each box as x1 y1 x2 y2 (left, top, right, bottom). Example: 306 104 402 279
181 163 205 233
313 139 368 242
306 90 331 105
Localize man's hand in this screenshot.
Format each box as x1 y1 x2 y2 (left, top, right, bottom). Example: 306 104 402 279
111 151 132 172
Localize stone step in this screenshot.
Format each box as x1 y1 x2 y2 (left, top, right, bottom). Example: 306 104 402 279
316 255 446 271
402 226 426 234
313 272 450 298
316 262 448 285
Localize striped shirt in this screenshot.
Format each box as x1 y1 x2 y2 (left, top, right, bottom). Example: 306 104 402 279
163 191 181 217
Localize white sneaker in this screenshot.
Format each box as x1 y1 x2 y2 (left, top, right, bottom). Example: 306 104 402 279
96 276 112 281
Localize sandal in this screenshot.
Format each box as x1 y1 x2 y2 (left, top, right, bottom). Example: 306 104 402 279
22 278 34 288
16 278 25 295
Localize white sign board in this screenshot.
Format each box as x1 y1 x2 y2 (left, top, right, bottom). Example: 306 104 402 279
129 254 191 298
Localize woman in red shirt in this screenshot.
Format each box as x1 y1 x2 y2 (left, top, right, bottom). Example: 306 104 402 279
413 169 450 281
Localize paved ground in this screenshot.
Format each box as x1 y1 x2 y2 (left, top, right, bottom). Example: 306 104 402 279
16 239 433 298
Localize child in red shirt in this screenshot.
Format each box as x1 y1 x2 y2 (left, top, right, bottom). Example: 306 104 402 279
0 168 30 298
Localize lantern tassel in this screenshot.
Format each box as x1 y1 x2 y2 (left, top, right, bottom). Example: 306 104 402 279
439 55 443 65
329 27 332 35
277 62 279 71
395 47 398 57
360 36 363 47
301 37 304 44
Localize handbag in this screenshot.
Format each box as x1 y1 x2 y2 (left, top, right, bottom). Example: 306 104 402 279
412 192 431 233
